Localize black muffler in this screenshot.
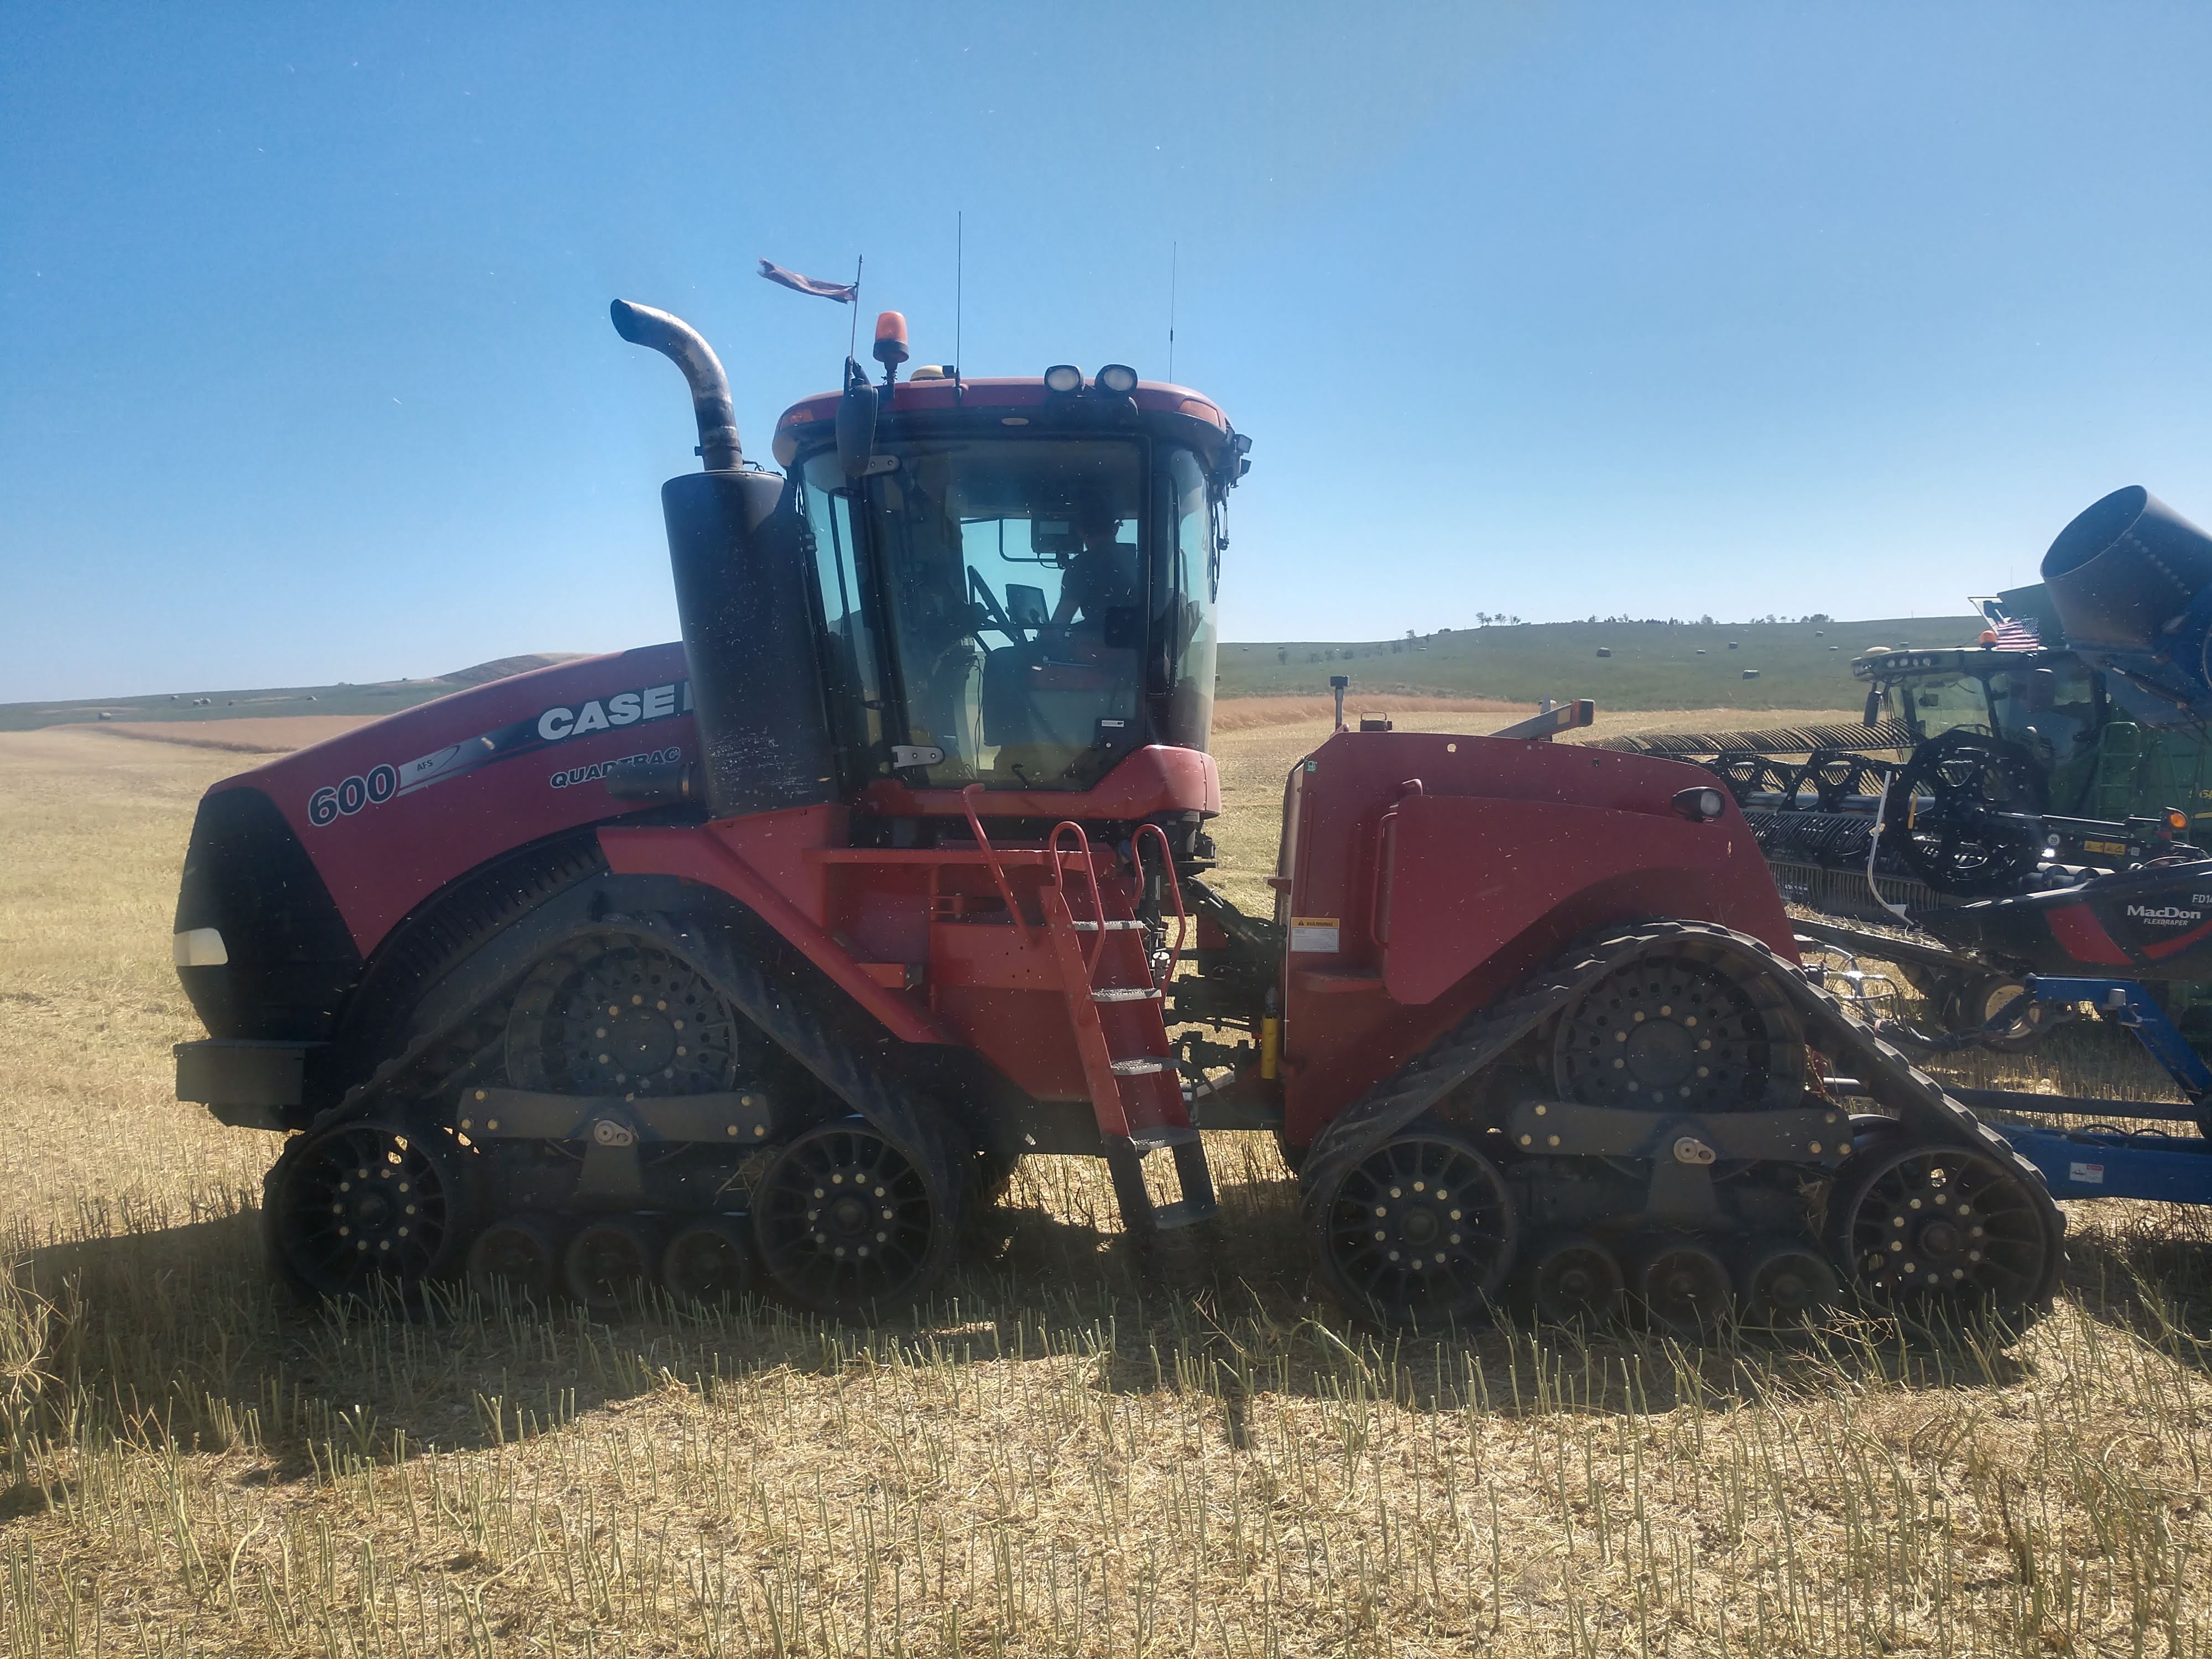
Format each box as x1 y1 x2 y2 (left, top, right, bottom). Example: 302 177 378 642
612 300 839 816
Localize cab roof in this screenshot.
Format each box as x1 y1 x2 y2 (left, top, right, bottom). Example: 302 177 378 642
771 375 1233 469
1851 643 2057 682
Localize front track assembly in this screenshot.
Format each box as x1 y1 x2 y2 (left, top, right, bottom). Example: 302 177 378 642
1301 922 2065 1333
263 906 969 1319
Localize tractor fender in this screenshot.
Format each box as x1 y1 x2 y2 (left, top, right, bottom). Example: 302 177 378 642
598 822 953 1046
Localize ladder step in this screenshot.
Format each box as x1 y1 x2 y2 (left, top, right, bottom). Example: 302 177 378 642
1129 1125 1202 1153
1110 1058 1173 1076
1148 1198 1219 1230
1068 920 1146 932
1093 987 1163 1003
1102 1129 1218 1234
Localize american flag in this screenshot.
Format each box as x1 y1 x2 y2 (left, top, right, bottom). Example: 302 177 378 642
1975 597 2041 650
758 259 857 304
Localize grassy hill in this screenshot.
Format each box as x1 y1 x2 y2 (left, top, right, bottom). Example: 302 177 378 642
0 654 590 734
1216 614 1982 712
4 615 1987 732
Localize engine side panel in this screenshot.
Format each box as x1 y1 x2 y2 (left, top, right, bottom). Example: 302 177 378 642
1279 731 1796 1146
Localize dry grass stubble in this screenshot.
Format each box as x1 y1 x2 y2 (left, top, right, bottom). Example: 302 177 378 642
6 722 2212 1654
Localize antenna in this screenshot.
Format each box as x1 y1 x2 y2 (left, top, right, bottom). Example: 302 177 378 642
848 254 863 359
1168 241 1177 382
954 211 964 399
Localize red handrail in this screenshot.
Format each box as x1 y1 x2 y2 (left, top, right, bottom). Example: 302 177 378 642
1368 780 1421 949
1368 812 1398 947
962 783 1032 942
1047 821 1107 969
1131 822 1189 968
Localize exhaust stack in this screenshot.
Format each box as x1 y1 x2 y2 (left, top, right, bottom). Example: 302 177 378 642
610 299 742 471
608 299 838 816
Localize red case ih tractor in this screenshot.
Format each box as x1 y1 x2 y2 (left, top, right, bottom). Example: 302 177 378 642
171 301 2064 1329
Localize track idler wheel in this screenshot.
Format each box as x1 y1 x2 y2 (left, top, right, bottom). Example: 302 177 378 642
507 939 742 1099
1526 1234 1624 1326
1635 1239 1734 1334
753 1120 958 1316
1736 1238 1840 1327
467 1215 561 1305
1826 1138 2057 1324
265 1119 472 1299
564 1219 657 1312
1316 1128 1517 1328
1552 947 1805 1112
661 1218 755 1306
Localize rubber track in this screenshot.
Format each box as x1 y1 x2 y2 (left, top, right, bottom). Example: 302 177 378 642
1297 920 2064 1271
336 834 608 1046
310 910 958 1205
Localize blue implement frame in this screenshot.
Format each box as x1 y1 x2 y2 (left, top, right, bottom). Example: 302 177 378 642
1978 977 2212 1203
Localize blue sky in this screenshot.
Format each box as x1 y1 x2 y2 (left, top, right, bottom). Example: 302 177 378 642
3 2 2208 701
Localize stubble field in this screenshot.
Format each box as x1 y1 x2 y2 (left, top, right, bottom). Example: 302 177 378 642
8 714 2212 1656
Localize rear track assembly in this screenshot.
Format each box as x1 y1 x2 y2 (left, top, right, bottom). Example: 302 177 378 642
1299 921 2064 1329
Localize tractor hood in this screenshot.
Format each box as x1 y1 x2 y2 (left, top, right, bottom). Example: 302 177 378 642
180 642 696 970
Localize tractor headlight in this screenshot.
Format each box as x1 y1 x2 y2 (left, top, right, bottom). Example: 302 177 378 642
173 927 229 967
1671 786 1726 822
1042 364 1083 393
1095 363 1138 394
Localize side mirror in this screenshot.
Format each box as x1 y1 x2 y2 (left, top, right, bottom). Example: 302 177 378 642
1213 431 1253 491
1864 688 1882 726
836 360 878 481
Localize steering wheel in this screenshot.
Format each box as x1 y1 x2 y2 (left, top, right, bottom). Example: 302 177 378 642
1880 728 2048 895
966 566 1020 643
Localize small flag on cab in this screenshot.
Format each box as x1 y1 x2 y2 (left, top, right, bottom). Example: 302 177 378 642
758 259 858 303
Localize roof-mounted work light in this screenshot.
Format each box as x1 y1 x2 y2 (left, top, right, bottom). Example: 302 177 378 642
1095 363 1138 394
1042 364 1083 393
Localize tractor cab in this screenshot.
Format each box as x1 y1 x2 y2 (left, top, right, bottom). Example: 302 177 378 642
769 354 1246 798
616 301 1249 842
